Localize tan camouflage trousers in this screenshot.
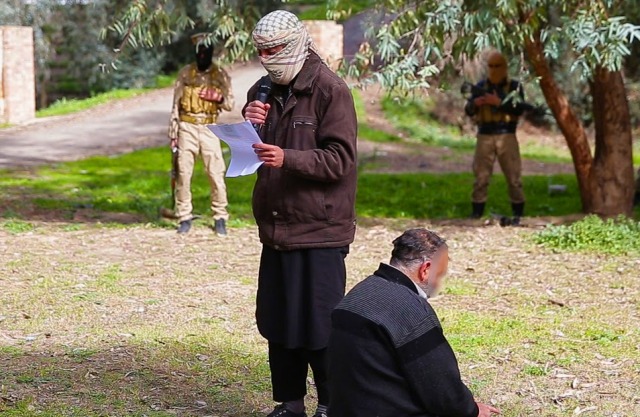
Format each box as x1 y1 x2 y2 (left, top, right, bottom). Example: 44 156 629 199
175 121 229 222
472 133 525 204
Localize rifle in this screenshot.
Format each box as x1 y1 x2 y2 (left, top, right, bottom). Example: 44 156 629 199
159 146 202 221
460 81 548 118
159 146 180 219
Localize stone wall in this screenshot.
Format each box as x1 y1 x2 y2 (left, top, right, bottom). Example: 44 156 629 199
0 26 36 124
303 20 344 70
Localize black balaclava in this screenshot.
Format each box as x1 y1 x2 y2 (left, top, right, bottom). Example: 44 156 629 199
195 44 214 72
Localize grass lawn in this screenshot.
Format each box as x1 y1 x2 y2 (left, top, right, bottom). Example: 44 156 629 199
34 74 175 118
0 140 639 417
380 95 640 166
292 0 373 20
1 67 639 416
0 222 638 416
0 146 589 227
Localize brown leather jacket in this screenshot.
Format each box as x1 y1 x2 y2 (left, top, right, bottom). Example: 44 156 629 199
243 52 358 250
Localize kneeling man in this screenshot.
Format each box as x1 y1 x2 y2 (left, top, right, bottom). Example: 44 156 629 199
328 228 500 417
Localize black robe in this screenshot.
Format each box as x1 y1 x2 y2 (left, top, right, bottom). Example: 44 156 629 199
256 245 349 350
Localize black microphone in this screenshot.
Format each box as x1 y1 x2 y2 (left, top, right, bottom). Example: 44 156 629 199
253 77 271 133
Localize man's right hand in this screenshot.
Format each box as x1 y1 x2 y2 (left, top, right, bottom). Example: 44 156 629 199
477 402 501 417
473 96 486 107
170 138 178 149
245 100 271 125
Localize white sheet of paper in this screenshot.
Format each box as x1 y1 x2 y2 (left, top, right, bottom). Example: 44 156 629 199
207 121 264 177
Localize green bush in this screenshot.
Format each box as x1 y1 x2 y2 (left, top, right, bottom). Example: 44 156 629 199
534 215 640 255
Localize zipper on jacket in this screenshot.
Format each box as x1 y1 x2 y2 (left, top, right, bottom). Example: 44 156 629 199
293 121 317 128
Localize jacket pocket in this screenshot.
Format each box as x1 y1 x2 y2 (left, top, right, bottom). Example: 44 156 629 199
292 116 318 131
284 180 329 222
291 116 318 149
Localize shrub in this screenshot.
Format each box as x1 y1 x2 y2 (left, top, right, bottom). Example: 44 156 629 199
534 215 640 255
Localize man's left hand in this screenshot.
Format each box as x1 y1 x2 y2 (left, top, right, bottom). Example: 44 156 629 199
253 143 284 168
476 402 501 417
199 88 224 103
483 92 502 107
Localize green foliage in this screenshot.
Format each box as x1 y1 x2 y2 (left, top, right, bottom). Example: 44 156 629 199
2 220 35 234
381 95 475 150
294 0 372 21
380 94 575 164
351 89 402 142
102 0 269 67
522 365 549 377
333 0 640 93
0 0 170 107
36 91 142 118
36 74 175 118
534 215 640 255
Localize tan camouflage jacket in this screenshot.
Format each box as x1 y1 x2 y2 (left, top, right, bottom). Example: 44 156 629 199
168 63 234 138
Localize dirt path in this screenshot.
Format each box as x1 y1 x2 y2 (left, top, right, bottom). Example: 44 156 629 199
0 62 266 169
0 62 576 177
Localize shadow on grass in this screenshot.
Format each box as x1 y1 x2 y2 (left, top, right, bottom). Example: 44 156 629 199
0 338 271 417
0 146 590 227
0 147 256 225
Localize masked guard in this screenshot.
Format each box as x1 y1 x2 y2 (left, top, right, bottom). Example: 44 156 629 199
465 51 526 224
168 33 234 235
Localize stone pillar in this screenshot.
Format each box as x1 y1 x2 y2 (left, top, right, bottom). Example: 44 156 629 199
303 20 344 70
0 26 36 124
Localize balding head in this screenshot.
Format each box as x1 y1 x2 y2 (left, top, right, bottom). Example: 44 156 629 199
390 229 449 298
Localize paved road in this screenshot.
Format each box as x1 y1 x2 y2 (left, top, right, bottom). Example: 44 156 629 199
0 62 266 169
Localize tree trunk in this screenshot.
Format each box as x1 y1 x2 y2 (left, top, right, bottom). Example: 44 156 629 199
523 33 594 212
636 167 640 205
589 67 635 216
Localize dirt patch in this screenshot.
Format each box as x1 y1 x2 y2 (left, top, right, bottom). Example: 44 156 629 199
1 221 638 416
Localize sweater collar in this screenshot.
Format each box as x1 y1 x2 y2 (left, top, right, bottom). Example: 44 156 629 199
373 263 419 296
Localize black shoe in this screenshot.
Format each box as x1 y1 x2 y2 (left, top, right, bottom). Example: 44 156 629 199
267 404 306 417
177 220 192 234
312 412 328 417
511 202 525 218
498 215 521 227
214 219 227 236
470 202 485 219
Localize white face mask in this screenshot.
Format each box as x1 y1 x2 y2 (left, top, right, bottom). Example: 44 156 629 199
259 38 308 85
252 10 319 85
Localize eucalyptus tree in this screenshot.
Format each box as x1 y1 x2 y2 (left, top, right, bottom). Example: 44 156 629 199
106 0 639 216
101 0 278 64
344 0 640 216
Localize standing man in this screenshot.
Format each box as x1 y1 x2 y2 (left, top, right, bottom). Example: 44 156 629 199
328 228 501 417
168 33 234 235
465 51 526 224
243 10 358 417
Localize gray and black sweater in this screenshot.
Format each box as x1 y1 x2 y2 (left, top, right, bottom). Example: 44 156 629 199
328 263 479 417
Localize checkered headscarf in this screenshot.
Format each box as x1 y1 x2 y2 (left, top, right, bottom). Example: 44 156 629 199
252 10 319 85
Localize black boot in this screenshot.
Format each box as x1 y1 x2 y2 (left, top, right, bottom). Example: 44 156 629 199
470 202 485 219
511 202 525 226
177 219 192 234
214 219 227 236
